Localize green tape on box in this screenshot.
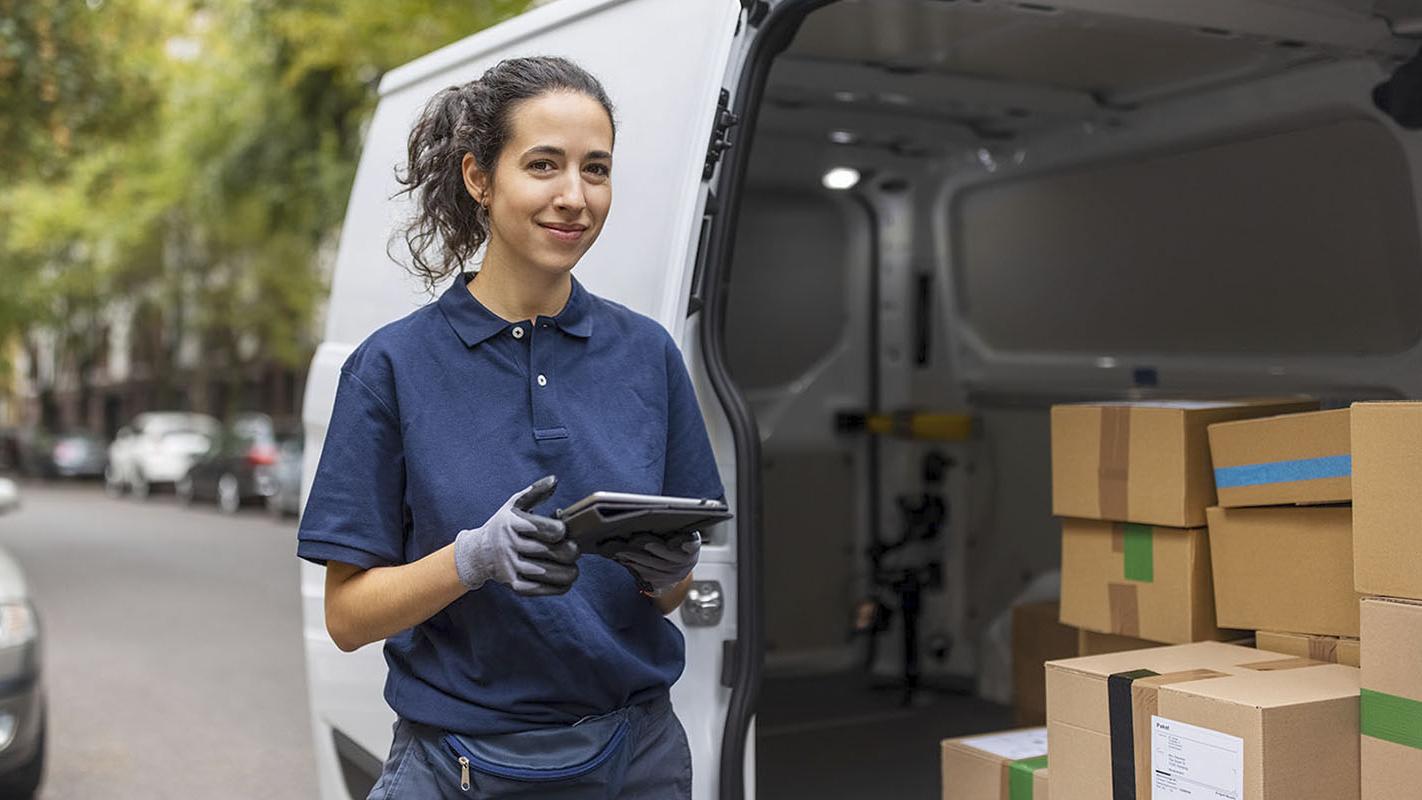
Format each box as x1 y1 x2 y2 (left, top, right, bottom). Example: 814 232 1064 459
1123 524 1154 582
1362 688 1422 750
1009 754 1048 800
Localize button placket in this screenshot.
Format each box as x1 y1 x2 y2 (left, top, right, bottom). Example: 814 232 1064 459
527 323 566 440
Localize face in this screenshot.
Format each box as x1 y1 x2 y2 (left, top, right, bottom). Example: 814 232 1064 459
463 91 614 277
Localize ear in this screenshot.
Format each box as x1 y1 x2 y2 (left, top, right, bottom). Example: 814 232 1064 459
461 152 490 205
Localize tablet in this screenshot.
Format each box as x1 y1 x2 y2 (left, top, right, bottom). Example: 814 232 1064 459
554 491 732 553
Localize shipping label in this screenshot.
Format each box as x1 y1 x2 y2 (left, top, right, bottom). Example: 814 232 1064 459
1151 715 1244 799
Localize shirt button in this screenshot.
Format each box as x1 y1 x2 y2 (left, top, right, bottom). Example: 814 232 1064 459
511 326 524 339
537 374 548 387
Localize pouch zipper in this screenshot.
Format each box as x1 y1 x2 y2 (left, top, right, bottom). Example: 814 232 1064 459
442 719 630 784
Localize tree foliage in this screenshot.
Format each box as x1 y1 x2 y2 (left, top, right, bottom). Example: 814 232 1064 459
0 0 532 384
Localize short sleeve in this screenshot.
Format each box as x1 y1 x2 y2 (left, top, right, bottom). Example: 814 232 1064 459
660 336 725 501
297 369 407 569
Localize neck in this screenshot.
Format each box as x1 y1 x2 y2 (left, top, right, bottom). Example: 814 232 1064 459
467 247 572 322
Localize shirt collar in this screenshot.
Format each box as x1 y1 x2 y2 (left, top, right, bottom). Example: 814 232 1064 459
438 272 594 348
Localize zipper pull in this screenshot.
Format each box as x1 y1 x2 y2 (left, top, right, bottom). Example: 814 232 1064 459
459 756 471 791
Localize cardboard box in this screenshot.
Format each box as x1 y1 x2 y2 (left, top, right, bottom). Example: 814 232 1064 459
1059 518 1231 644
1208 408 1351 508
941 728 1049 800
1207 505 1359 636
1051 399 1315 527
1153 661 1360 800
1044 642 1273 800
1076 629 1162 656
1256 630 1360 667
1360 597 1422 799
1013 602 1079 726
1045 642 1359 800
1353 402 1422 599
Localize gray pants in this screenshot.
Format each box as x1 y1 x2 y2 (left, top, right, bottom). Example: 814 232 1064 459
368 695 692 799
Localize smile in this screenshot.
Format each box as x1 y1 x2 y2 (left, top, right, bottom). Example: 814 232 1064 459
539 223 587 243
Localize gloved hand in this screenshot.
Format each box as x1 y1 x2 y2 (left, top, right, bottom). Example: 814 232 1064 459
611 530 700 596
454 475 579 596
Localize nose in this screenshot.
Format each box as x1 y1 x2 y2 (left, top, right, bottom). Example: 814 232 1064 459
552 172 587 213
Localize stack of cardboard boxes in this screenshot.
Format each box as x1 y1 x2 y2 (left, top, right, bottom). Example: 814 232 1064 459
1351 403 1422 798
1205 408 1359 654
1041 398 1367 800
1050 399 1312 648
942 398 1422 799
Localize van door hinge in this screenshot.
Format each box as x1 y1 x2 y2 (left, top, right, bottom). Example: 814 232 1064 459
739 0 770 27
702 89 740 181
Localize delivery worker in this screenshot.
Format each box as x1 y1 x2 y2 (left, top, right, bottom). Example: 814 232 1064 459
297 55 724 798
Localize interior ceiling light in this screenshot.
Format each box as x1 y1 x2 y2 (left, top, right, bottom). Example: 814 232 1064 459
829 130 858 144
833 90 861 103
822 167 861 191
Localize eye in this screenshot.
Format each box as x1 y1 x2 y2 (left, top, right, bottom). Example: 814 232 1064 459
528 160 556 172
585 163 610 177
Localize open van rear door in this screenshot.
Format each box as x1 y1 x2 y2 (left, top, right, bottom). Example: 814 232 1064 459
300 2 753 800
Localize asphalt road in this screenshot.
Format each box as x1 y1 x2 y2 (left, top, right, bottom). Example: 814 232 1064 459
0 480 317 799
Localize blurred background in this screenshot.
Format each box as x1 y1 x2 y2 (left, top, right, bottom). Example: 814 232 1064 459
0 2 543 796
1 0 544 446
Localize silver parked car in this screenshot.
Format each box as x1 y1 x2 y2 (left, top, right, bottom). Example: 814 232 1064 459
0 477 46 798
104 413 220 499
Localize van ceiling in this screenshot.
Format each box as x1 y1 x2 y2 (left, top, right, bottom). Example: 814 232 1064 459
761 0 1415 155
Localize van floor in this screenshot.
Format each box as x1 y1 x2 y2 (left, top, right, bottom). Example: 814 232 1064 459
756 671 1015 799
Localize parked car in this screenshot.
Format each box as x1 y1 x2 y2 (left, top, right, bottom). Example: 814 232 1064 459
0 478 47 798
104 413 221 499
0 479 17 516
265 433 304 519
16 430 107 481
178 413 298 514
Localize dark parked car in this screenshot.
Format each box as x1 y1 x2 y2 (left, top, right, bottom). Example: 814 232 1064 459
0 477 47 799
177 413 297 514
16 430 107 480
265 434 304 519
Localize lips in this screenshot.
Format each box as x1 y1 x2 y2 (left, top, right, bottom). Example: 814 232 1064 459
539 222 588 243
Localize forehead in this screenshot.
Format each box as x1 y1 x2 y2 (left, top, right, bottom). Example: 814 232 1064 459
505 91 613 155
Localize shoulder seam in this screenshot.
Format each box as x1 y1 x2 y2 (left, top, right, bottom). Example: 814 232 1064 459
341 368 398 422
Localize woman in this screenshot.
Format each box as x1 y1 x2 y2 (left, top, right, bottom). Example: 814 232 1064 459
297 56 723 798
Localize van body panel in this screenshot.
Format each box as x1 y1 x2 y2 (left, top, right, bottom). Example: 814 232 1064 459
301 3 745 799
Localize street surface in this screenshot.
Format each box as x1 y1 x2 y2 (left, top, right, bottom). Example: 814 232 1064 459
0 481 317 799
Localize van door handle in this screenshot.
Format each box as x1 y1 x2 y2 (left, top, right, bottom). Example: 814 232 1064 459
680 580 723 627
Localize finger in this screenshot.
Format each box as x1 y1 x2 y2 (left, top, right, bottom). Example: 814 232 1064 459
513 535 579 564
512 475 558 512
546 539 581 564
517 557 579 586
511 509 567 543
641 540 684 562
615 549 670 572
512 578 572 597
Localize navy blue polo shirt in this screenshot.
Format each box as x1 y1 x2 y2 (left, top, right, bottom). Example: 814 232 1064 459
297 273 724 736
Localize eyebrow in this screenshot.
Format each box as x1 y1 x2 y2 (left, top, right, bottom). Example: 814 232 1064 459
522 145 613 161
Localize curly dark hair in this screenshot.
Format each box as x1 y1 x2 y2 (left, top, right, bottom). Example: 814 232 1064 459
391 56 617 292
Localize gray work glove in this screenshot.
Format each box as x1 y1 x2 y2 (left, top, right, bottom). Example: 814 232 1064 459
611 530 700 596
454 475 579 596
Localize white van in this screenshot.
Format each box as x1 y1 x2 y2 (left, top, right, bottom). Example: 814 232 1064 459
299 1 1422 797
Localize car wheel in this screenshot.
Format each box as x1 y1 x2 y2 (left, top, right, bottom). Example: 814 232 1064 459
176 476 194 507
217 473 241 515
130 471 150 501
0 707 45 799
